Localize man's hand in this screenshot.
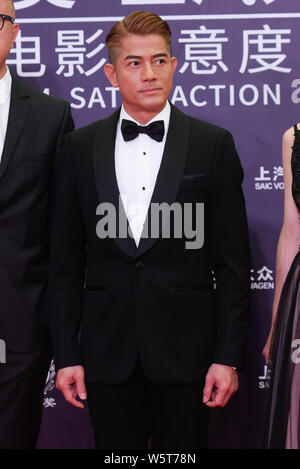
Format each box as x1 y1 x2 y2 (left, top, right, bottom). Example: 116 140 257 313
202 363 238 408
56 365 87 409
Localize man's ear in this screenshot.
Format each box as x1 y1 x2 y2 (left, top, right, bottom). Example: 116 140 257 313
11 23 19 48
171 56 178 74
104 63 118 88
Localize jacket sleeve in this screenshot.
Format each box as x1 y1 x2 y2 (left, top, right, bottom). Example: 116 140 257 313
47 133 86 370
210 129 251 370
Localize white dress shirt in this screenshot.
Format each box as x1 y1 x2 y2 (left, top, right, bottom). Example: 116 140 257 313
0 67 12 163
115 101 171 247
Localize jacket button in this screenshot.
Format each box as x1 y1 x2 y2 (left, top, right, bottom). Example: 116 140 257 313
136 262 145 270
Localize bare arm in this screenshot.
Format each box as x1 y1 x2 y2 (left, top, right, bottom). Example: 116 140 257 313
263 126 300 361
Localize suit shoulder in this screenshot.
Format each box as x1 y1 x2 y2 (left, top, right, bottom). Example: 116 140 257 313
68 120 101 143
171 105 233 141
12 76 69 111
68 109 120 144
188 115 232 141
186 115 235 151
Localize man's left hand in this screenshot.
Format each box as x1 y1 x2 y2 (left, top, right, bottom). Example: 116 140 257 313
202 363 238 407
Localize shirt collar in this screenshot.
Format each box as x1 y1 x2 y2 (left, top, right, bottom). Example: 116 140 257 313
0 67 12 105
119 101 171 137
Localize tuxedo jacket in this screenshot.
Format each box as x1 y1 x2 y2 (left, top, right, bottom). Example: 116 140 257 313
49 103 251 384
0 76 74 353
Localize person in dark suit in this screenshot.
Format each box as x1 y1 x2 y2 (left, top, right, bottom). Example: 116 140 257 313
48 11 251 449
0 0 74 449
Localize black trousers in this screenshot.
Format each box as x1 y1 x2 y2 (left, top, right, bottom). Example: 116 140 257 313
0 347 51 449
86 359 210 449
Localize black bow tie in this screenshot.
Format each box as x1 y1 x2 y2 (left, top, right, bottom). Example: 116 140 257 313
121 119 165 142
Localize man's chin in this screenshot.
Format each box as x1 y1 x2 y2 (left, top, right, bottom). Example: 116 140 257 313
138 98 167 113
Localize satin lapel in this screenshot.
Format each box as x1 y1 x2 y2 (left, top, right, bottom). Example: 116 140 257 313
93 108 137 258
0 78 30 182
136 104 190 257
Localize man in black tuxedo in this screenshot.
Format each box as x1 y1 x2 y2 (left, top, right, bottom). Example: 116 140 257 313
49 11 251 449
0 0 74 448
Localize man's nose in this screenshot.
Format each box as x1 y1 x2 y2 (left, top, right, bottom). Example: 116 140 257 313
142 62 157 81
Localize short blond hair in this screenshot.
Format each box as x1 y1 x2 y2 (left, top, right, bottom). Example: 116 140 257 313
106 11 172 63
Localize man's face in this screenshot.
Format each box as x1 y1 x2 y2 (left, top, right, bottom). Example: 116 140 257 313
0 0 19 78
104 34 177 124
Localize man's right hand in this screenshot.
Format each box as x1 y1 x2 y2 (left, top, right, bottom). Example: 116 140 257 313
56 365 87 409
